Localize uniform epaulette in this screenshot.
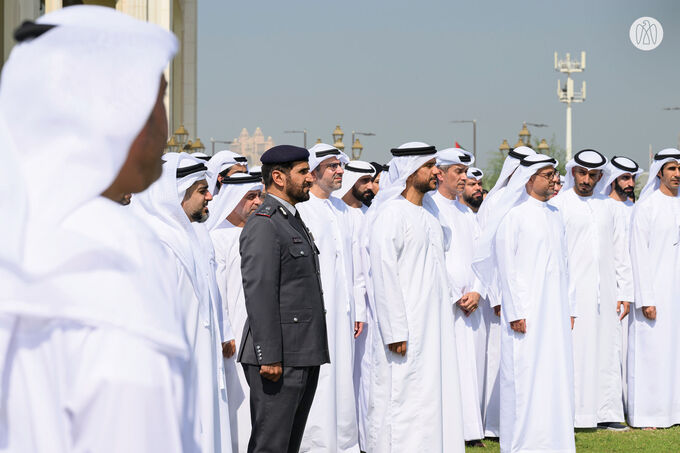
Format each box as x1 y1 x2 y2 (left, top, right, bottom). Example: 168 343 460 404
255 205 276 217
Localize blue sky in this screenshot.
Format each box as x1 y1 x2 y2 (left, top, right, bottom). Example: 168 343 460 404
197 0 679 169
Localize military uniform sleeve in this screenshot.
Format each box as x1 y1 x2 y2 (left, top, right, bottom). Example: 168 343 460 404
240 217 283 364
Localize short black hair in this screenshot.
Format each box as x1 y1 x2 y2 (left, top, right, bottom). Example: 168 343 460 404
262 161 297 188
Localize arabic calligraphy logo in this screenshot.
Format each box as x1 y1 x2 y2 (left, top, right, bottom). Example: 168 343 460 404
630 17 663 51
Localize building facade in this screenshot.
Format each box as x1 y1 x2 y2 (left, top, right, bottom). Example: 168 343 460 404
230 127 275 165
0 0 197 135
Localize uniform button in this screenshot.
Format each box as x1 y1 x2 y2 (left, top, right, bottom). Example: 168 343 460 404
300 251 304 255
293 317 299 322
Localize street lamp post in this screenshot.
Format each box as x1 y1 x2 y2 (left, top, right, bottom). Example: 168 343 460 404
191 138 205 154
174 125 189 148
450 120 477 159
210 138 233 155
351 131 376 159
284 129 307 148
332 125 345 152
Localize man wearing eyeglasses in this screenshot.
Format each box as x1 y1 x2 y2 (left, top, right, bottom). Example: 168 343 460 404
296 143 361 453
550 149 634 432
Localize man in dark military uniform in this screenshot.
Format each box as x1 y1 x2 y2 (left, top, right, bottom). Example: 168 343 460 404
238 144 329 453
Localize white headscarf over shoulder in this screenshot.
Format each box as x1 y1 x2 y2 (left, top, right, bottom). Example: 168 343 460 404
206 173 264 231
0 6 180 344
368 142 439 217
132 152 211 320
206 150 248 195
638 148 680 202
472 154 558 288
486 146 536 199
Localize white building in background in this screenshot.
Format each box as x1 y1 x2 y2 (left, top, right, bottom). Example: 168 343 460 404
1 0 197 136
230 127 275 165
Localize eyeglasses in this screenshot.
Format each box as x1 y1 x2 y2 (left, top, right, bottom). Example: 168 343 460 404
323 162 345 171
536 170 557 180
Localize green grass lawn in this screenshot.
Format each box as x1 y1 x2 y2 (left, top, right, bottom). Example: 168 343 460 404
466 425 680 452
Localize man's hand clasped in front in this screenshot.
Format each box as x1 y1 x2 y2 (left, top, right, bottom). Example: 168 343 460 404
260 362 283 382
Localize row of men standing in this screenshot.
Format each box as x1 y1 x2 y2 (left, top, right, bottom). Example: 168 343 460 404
1 7 679 453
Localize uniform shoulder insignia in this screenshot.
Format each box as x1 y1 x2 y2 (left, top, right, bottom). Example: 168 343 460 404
278 206 289 218
255 205 275 217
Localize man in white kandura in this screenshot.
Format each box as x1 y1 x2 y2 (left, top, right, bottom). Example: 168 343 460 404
600 155 643 414
297 143 361 453
474 153 576 453
133 152 234 453
627 148 680 429
551 149 633 431
431 148 486 447
208 173 264 452
474 145 536 437
366 142 465 453
0 6 197 453
337 160 377 452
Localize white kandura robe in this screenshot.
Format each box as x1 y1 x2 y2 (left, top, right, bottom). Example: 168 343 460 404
475 186 505 437
1 198 196 453
298 194 360 453
345 205 372 451
210 220 249 453
173 260 231 453
551 190 633 426
627 189 680 428
367 196 465 453
608 197 635 414
432 192 485 441
494 195 575 453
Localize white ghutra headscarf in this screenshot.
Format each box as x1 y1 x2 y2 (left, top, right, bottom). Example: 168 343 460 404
600 156 644 196
562 149 609 193
638 148 680 202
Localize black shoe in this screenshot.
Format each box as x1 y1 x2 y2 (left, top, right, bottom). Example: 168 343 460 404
597 422 630 431
465 440 486 447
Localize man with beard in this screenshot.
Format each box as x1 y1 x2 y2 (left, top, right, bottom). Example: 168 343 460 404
462 167 484 213
341 160 376 210
133 152 235 453
600 156 643 413
367 142 465 452
551 149 633 431
337 160 377 450
627 149 680 429
432 148 486 447
238 145 329 453
297 144 361 453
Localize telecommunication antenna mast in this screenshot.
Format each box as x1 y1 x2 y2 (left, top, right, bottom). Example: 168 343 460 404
555 51 586 160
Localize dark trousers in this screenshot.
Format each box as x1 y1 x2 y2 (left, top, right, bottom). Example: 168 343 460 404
243 364 320 453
